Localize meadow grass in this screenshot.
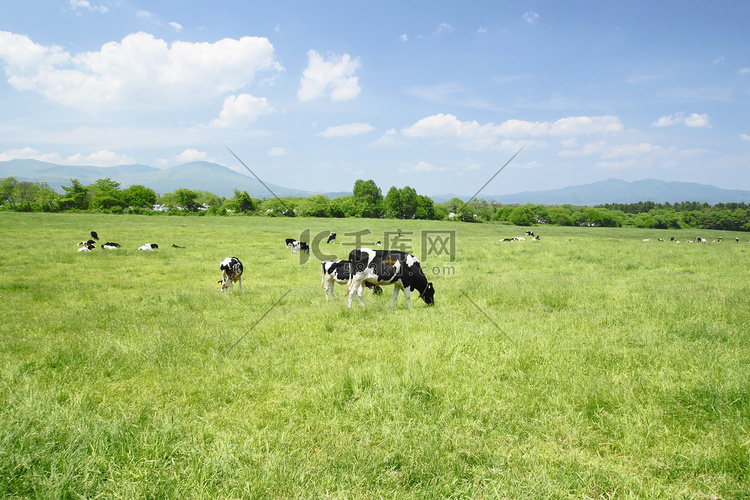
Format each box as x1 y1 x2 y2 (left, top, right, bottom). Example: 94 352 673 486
1 212 748 498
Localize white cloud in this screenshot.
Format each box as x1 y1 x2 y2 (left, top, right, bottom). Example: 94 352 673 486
318 123 374 138
0 31 282 112
414 161 436 172
436 23 454 34
652 112 711 128
210 94 275 128
176 149 208 162
298 50 361 102
0 147 133 166
523 11 539 25
400 34 408 42
739 68 750 74
169 22 183 32
268 147 286 156
740 134 750 142
401 113 622 150
69 0 108 14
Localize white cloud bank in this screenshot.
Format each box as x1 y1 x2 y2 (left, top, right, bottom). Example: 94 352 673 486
210 94 275 128
0 146 133 166
0 31 283 112
652 112 711 128
298 50 361 102
318 123 374 138
400 113 623 150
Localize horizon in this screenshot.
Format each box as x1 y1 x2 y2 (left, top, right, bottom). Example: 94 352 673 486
1 1 749 196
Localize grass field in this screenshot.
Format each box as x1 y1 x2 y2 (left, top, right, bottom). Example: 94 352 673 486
1 212 749 498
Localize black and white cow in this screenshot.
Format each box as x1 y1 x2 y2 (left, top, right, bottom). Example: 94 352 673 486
90 231 99 241
139 243 159 251
291 241 309 254
78 239 96 247
219 257 243 293
321 260 382 300
102 242 121 249
285 238 296 249
346 248 435 309
327 232 337 244
78 243 95 252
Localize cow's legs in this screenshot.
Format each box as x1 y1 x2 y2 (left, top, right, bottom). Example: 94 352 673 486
238 275 242 293
347 276 365 308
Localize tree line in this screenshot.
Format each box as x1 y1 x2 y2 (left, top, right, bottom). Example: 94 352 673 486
1 176 748 231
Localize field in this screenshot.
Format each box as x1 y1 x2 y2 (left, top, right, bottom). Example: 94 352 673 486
1 212 749 498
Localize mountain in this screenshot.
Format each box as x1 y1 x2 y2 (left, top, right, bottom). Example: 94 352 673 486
0 159 318 198
433 178 750 206
3 159 749 205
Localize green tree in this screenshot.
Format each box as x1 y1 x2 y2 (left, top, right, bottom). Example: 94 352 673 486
0 177 19 208
298 194 330 217
60 179 90 210
383 186 402 218
508 204 537 226
89 178 124 211
400 186 418 218
352 179 383 218
414 195 435 220
173 188 200 211
122 185 157 209
226 189 255 213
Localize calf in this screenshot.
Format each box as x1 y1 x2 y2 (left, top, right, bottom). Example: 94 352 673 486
78 243 95 252
139 243 159 251
321 260 382 300
219 257 243 293
90 231 99 241
347 248 435 309
291 241 309 254
327 232 337 244
102 242 121 249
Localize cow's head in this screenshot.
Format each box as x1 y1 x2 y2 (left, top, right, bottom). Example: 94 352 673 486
421 282 435 305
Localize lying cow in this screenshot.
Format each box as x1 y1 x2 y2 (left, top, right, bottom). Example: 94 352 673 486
346 248 435 309
321 260 382 300
219 257 243 293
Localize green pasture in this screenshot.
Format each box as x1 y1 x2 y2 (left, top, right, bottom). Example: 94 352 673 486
1 212 749 498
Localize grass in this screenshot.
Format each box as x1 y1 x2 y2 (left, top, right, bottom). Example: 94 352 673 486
1 212 749 498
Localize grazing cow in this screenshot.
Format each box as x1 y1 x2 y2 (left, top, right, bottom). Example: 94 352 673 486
321 260 382 300
78 239 96 247
532 235 540 241
346 248 435 309
90 231 99 241
219 257 243 293
327 232 337 244
285 238 296 249
139 243 159 251
78 243 95 252
525 231 534 236
291 241 309 254
102 242 121 249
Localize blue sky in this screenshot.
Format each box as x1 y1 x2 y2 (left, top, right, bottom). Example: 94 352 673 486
1 0 749 197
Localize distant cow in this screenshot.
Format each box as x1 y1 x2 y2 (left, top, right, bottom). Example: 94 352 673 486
78 239 96 247
78 243 95 252
139 243 159 251
219 257 243 293
347 248 435 309
102 242 121 249
285 238 296 249
525 231 534 236
327 232 337 244
90 231 99 241
291 241 309 254
321 260 382 300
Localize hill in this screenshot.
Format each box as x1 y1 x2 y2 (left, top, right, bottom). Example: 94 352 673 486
434 178 750 205
0 159 316 199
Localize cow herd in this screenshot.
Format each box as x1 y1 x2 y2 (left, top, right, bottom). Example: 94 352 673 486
216 232 436 309
76 230 165 252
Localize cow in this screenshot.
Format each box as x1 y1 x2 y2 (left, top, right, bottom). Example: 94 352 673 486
78 243 95 252
291 241 309 254
321 260 382 300
102 242 121 249
219 257 243 293
285 238 296 249
78 239 96 247
327 232 337 244
139 243 159 251
525 231 534 236
90 231 99 241
346 248 435 309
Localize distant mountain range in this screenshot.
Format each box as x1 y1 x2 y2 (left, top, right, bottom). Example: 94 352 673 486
2 159 749 205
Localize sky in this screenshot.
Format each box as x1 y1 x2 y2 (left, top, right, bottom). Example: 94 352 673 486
0 0 749 197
